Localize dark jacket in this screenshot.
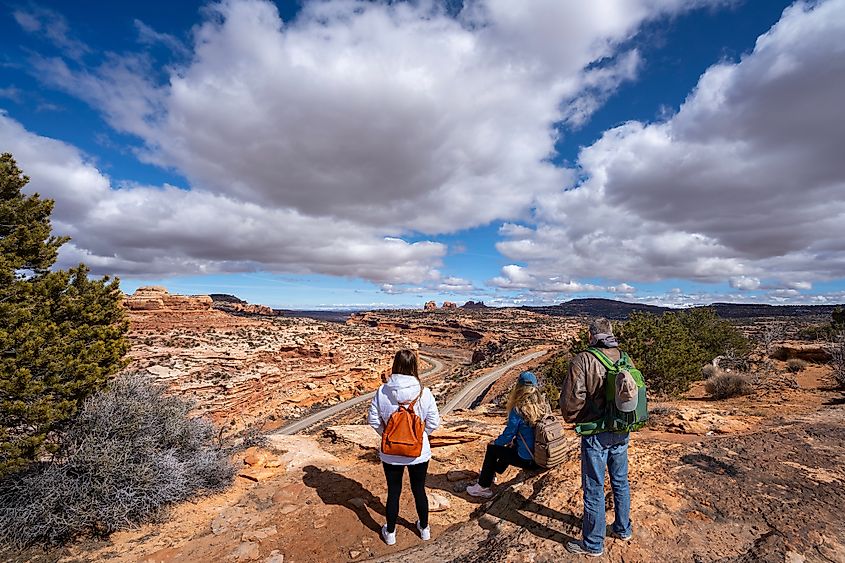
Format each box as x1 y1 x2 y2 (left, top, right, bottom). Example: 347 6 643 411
560 347 624 424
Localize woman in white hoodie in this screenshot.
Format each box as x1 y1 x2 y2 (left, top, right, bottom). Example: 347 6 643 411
368 349 440 546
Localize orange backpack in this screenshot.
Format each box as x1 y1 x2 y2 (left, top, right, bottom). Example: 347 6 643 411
380 389 425 458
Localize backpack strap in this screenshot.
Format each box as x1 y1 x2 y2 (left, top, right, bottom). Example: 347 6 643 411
586 347 616 370
398 388 424 412
515 419 536 463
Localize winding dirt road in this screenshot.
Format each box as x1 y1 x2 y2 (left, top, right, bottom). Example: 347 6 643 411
276 354 445 435
441 348 548 415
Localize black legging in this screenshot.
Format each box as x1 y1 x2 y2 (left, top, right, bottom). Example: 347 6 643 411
478 443 537 487
382 461 429 533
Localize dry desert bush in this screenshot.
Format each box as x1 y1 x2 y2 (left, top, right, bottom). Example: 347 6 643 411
0 374 234 547
832 334 845 388
786 358 808 373
705 371 753 400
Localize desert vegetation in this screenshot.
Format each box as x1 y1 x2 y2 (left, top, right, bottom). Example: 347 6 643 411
832 335 845 388
0 374 233 546
618 308 749 396
540 309 749 399
704 371 753 400
0 153 128 477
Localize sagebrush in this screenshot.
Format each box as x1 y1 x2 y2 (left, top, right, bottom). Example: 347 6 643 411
786 358 808 373
832 335 845 388
705 372 752 400
0 374 234 546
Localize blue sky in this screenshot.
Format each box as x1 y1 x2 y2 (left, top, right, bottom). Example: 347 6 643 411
2 0 844 309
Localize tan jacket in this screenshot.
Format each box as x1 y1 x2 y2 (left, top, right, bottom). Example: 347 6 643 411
559 347 623 424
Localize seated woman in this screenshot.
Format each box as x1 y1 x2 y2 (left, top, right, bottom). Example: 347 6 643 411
466 371 549 499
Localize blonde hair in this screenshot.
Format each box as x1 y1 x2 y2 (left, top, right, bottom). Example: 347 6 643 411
505 383 550 426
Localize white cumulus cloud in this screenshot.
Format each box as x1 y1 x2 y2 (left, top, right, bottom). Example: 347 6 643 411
14 0 726 283
498 0 845 293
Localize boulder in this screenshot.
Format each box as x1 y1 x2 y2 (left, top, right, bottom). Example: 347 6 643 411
428 492 451 512
230 542 260 562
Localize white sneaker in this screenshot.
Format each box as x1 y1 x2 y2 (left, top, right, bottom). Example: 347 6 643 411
465 483 494 499
416 520 431 541
381 524 396 545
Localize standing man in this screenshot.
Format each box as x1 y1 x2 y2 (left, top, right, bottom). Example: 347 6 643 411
561 318 633 557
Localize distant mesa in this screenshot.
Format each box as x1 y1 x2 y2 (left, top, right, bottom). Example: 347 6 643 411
442 301 457 310
210 294 276 316
124 287 275 318
462 300 488 309
125 286 212 312
525 297 845 320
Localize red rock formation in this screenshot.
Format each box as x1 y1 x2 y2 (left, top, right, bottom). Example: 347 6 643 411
424 301 437 311
442 301 457 310
125 286 213 311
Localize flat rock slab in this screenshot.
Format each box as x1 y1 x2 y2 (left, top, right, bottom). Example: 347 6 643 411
264 435 340 474
325 425 482 450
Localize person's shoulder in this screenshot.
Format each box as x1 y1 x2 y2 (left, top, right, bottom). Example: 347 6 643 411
421 386 437 404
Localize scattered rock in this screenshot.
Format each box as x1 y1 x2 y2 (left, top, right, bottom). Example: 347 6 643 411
212 508 242 535
238 467 278 482
264 554 284 563
349 550 362 559
428 492 451 512
230 541 260 562
243 447 270 467
446 469 477 482
242 526 278 543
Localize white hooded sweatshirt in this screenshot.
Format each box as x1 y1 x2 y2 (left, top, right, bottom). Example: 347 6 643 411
367 374 440 465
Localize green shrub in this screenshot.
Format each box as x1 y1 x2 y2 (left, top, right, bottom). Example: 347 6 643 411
786 358 808 373
1 154 128 477
832 335 845 388
618 309 749 396
705 372 752 400
0 374 234 546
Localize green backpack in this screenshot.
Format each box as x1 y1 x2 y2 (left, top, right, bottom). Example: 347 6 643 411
575 348 648 436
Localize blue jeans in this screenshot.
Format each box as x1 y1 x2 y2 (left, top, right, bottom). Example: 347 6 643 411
580 432 632 553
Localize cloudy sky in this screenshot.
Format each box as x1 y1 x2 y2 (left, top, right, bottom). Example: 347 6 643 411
2 0 844 308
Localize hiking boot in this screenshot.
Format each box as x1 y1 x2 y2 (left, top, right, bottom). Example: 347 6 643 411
465 483 494 499
610 529 633 542
381 525 396 546
416 520 431 541
565 540 603 557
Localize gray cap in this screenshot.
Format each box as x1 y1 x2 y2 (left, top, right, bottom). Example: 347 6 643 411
615 370 638 412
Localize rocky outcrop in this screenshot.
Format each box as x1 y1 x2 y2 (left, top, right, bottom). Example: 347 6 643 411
125 286 213 311
210 294 277 317
423 301 437 311
770 343 832 362
125 312 414 432
442 301 457 310
462 300 488 309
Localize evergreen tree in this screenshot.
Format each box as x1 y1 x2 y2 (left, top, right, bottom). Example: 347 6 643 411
0 153 128 477
618 310 748 396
